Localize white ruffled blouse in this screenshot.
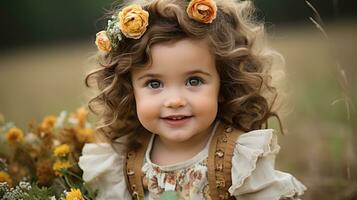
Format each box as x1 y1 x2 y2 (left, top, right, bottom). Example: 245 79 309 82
78 123 306 200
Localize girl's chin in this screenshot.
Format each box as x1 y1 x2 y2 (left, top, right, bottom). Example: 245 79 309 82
157 131 195 144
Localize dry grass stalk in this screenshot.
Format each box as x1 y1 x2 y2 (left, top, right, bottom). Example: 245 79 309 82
305 0 356 187
305 1 355 121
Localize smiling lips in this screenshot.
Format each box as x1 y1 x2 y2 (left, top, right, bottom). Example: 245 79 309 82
161 115 193 126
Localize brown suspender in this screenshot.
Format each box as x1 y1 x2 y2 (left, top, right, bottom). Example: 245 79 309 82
124 131 151 199
207 124 240 200
124 122 240 200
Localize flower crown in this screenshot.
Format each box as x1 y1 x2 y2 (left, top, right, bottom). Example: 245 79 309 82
95 0 217 53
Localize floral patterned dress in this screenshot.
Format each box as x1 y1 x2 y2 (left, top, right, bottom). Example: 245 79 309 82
78 121 307 200
141 129 215 200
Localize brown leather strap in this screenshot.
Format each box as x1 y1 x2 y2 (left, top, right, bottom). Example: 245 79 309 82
207 122 241 200
125 132 151 199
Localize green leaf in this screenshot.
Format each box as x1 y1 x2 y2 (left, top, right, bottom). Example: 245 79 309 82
24 184 53 200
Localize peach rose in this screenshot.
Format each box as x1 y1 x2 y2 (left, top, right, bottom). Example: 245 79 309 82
187 0 217 24
95 31 112 52
118 4 149 39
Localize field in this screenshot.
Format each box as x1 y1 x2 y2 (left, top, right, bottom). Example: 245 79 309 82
270 21 357 199
0 21 356 199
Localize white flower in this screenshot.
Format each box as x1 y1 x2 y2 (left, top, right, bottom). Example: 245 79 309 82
25 133 39 144
55 111 67 128
19 181 31 190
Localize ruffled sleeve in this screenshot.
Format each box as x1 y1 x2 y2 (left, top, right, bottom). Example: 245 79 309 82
229 129 307 200
78 143 131 200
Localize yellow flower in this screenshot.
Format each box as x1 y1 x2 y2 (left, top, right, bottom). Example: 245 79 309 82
187 0 217 24
52 160 72 177
53 144 71 157
6 127 24 143
76 107 88 127
0 171 13 188
66 188 84 200
70 107 88 128
41 115 57 131
95 30 112 52
118 4 149 39
76 128 95 143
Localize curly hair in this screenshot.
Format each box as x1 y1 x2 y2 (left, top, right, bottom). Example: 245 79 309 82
85 0 285 147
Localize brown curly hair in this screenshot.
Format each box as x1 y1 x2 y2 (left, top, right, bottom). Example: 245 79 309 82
85 0 284 147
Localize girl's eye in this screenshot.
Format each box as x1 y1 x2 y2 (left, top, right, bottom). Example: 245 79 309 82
146 80 162 89
186 77 203 87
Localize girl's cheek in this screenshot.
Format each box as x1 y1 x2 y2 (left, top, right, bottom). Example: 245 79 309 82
136 96 160 116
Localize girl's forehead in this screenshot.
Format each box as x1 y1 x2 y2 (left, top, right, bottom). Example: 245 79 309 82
152 38 211 55
132 38 216 77
151 39 214 69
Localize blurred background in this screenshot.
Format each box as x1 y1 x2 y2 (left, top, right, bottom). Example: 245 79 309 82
0 0 356 199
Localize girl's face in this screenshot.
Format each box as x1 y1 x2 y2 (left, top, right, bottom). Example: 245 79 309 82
131 38 220 144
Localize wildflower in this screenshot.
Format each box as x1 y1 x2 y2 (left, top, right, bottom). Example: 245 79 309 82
41 115 57 130
187 0 217 24
36 160 55 186
54 111 67 128
0 171 13 188
118 4 149 39
38 116 57 139
53 160 72 177
0 182 9 194
95 31 112 52
66 188 84 200
70 107 88 128
24 132 38 144
76 128 95 143
5 127 24 143
77 107 88 127
53 144 71 158
18 181 31 190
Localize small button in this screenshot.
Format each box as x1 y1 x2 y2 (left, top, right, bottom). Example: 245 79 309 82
127 170 135 176
215 149 224 158
224 127 232 133
127 152 135 158
221 136 228 143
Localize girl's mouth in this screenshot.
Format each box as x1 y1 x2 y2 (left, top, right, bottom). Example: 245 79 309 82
162 114 192 120
161 115 192 126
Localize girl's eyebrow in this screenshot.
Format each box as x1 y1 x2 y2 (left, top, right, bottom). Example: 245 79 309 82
136 69 211 81
136 73 162 81
185 69 212 77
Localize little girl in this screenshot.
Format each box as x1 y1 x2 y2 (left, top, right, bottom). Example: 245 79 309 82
79 0 307 199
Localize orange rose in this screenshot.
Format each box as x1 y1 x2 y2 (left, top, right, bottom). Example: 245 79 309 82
118 4 149 39
187 0 217 24
95 31 112 52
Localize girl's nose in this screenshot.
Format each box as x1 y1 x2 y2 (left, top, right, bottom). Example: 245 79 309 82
163 96 187 108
